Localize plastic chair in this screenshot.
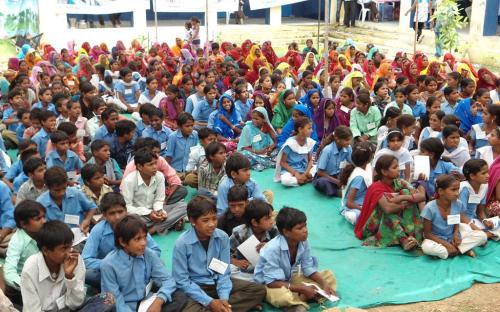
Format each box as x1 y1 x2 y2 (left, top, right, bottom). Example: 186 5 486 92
357 0 371 23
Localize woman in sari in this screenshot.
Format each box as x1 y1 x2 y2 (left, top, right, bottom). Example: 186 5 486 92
245 59 265 85
354 154 425 249
338 54 352 73
371 62 394 90
402 60 418 84
487 138 500 217
272 90 297 132
279 50 303 75
261 41 279 67
298 52 318 74
362 59 377 87
214 94 243 139
241 39 252 57
76 55 95 83
25 50 42 69
443 53 456 72
81 42 91 54
244 45 266 69
477 68 498 91
423 61 446 88
314 98 338 142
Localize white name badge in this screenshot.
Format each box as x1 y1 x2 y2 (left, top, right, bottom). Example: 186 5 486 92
161 142 167 150
367 122 376 130
447 214 460 225
468 194 482 204
124 88 133 95
340 106 350 114
208 258 229 275
67 80 75 86
64 214 80 225
339 161 347 169
252 134 262 143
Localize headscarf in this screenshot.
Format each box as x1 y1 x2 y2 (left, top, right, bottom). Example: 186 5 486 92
414 52 426 72
314 98 338 141
76 55 94 82
367 46 379 60
279 50 303 72
17 44 31 59
245 59 265 85
214 94 242 139
30 66 43 85
338 54 352 71
477 67 497 91
457 63 475 80
220 41 232 55
403 60 418 84
261 41 279 67
249 91 273 120
100 43 110 54
372 62 393 89
459 58 478 78
43 44 56 60
443 53 455 69
299 88 323 117
241 39 252 57
245 45 265 68
89 45 103 61
81 42 91 54
361 60 376 87
272 90 295 129
342 71 364 89
25 50 42 69
254 106 276 135
8 58 19 71
299 52 318 72
180 49 194 65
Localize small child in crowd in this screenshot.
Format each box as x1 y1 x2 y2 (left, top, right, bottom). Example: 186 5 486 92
45 131 83 183
142 107 172 157
218 185 248 236
32 110 57 158
16 157 47 204
80 164 113 208
87 140 123 189
198 142 227 201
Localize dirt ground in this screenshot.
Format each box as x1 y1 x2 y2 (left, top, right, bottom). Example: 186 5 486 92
367 283 500 312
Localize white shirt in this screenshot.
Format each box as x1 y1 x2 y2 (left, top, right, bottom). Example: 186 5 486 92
121 170 165 216
185 144 205 172
21 252 86 312
490 89 499 104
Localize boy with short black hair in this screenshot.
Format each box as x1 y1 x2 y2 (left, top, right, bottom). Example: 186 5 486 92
112 119 136 169
165 113 199 179
172 196 266 311
4 88 23 135
37 167 96 234
46 131 83 180
88 140 122 189
82 193 160 289
142 107 172 157
21 220 115 311
218 185 248 236
16 157 47 204
32 110 57 158
52 92 70 126
5 139 37 183
254 207 336 311
216 152 271 216
121 148 186 235
23 107 42 140
32 87 56 113
12 149 40 195
197 141 227 200
93 107 119 146
186 127 217 173
80 164 113 207
441 86 460 115
135 103 156 137
15 108 30 142
87 97 107 139
3 200 45 304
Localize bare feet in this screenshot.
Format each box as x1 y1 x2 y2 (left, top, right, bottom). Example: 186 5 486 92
402 236 418 251
465 250 476 258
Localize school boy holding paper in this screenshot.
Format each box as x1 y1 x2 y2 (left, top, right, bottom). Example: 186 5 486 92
172 195 266 311
254 207 337 311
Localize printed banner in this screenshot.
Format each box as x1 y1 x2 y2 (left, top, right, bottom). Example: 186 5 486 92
56 0 145 14
154 0 239 13
0 0 39 38
249 0 307 10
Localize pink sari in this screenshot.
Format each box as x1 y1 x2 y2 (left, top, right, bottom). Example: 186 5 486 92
487 156 500 217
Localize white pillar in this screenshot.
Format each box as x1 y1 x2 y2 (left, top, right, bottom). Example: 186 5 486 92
469 0 486 36
331 0 338 23
39 0 67 47
206 3 218 42
399 0 412 33
132 1 148 34
269 6 282 26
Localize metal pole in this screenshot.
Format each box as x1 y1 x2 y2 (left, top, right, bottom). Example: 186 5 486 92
317 0 321 52
324 0 330 75
413 0 419 55
154 0 158 42
206 0 209 46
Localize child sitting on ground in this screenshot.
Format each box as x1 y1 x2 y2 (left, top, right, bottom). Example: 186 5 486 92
82 193 161 289
46 122 86 163
22 108 42 140
93 107 119 146
350 92 381 144
441 125 470 169
312 126 352 197
121 148 186 235
46 131 83 183
142 107 172 157
0 180 16 257
5 139 37 184
198 142 227 201
111 119 137 169
172 196 266 311
21 220 115 311
87 98 106 139
185 127 217 177
254 207 336 311
32 87 56 113
36 167 96 234
192 84 217 128
87 140 122 189
218 185 248 236
229 199 278 281
135 103 155 137
421 175 488 259
217 153 271 216
275 117 316 187
16 157 47 204
374 129 412 181
115 67 140 112
80 164 113 208
32 110 57 158
15 108 31 143
3 200 45 305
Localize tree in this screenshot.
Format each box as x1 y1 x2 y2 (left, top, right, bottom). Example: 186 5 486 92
432 0 468 53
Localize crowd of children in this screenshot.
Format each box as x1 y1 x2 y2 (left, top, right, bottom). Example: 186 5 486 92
0 33 499 311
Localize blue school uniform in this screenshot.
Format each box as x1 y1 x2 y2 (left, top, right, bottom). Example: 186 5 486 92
216 176 266 216
2 107 18 131
185 93 204 114
13 173 28 193
46 150 83 173
207 110 218 129
172 228 231 306
458 183 487 220
165 130 199 172
421 199 466 242
407 100 426 120
142 125 173 157
254 235 318 285
281 145 308 174
15 124 25 141
6 160 22 181
31 102 57 114
455 98 483 134
192 99 216 122
428 160 459 196
235 99 253 120
101 248 177 311
36 187 96 228
342 176 367 217
82 220 160 271
0 181 15 229
135 119 146 137
32 128 50 158
115 81 140 104
110 136 136 169
93 125 116 146
419 127 441 143
316 142 352 176
469 124 488 150
441 100 458 115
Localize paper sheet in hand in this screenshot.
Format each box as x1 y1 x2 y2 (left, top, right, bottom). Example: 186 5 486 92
413 155 430 180
302 282 340 303
138 294 157 312
236 235 261 266
71 228 89 246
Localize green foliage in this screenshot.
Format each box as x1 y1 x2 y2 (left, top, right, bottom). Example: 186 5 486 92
3 8 39 37
432 0 468 52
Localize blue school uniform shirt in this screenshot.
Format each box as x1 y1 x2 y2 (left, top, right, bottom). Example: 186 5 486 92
421 199 466 242
342 176 368 209
458 184 487 220
36 187 96 228
216 176 266 216
254 235 318 285
93 125 116 146
110 137 135 169
2 107 19 131
6 160 22 181
317 142 352 176
82 220 160 271
142 125 173 157
441 100 458 115
281 145 308 174
31 102 57 114
407 100 426 120
192 99 216 122
428 160 459 196
185 93 205 114
234 99 253 120
207 110 218 129
101 248 177 311
172 228 232 306
469 124 488 150
165 130 199 172
13 173 28 193
15 124 25 142
32 128 50 158
135 119 146 137
46 150 83 172
0 181 15 229
115 81 140 104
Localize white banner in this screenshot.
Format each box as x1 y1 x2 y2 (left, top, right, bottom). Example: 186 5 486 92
249 0 307 10
154 0 239 13
56 0 148 14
